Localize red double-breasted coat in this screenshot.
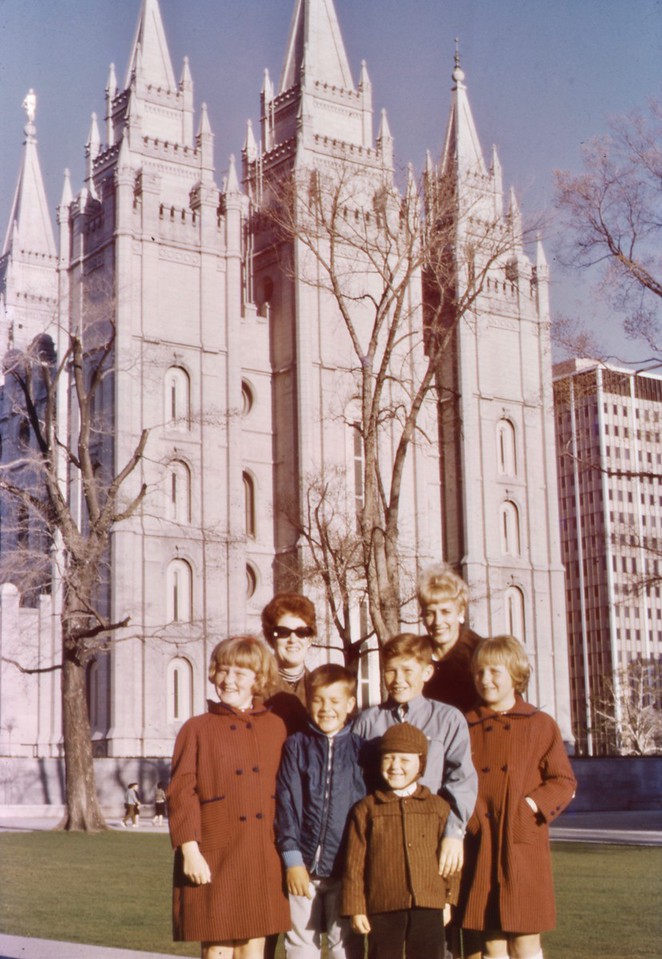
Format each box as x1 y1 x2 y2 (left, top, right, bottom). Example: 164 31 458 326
456 697 576 934
167 700 291 942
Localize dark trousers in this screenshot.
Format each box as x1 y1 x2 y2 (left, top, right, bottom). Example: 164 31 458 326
368 908 445 959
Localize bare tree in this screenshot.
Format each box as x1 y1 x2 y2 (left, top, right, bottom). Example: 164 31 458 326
262 160 535 645
0 315 148 831
555 98 662 363
591 658 662 756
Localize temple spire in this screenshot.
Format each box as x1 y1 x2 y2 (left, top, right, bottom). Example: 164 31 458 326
125 0 176 91
440 47 487 180
280 0 354 93
2 91 56 260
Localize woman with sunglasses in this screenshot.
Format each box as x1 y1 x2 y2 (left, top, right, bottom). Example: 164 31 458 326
261 592 317 736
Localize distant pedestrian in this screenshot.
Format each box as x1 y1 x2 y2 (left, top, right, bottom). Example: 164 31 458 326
153 781 167 825
121 782 140 828
454 635 576 959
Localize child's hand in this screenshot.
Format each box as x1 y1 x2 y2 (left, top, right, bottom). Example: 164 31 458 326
438 836 464 877
352 914 371 935
181 841 212 885
286 865 313 898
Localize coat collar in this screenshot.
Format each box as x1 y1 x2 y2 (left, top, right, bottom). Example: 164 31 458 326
305 720 354 741
207 697 270 719
373 783 432 804
465 693 538 726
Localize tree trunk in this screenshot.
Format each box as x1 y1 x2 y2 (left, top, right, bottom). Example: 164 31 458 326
59 649 107 831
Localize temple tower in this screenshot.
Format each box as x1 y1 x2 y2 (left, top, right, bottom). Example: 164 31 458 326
426 57 571 733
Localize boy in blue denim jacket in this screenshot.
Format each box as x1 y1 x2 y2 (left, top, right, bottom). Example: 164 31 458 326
276 664 366 959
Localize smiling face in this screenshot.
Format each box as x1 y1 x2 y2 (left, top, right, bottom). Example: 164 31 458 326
271 613 313 670
213 664 257 710
380 751 421 791
308 681 356 735
474 661 517 713
383 656 434 704
421 594 464 655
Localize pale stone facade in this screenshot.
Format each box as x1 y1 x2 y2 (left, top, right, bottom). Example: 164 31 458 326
0 0 571 763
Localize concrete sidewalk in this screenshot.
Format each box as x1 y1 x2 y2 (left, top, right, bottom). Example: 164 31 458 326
0 935 186 959
549 808 662 846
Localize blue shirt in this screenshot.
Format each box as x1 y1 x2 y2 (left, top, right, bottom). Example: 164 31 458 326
352 694 477 839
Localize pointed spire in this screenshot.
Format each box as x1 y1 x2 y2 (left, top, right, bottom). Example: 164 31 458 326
2 91 56 259
440 45 487 180
536 232 549 272
125 0 176 91
86 113 101 159
359 59 371 91
377 108 392 143
197 101 212 138
262 68 274 103
180 55 192 90
377 108 393 169
106 62 118 99
60 168 73 209
280 0 354 93
509 187 522 243
225 154 241 195
243 119 258 162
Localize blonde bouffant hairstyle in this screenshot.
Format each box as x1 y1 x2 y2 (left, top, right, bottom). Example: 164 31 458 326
471 635 532 694
208 635 279 698
417 563 468 615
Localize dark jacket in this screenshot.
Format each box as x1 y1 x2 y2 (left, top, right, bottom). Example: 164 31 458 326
456 697 576 933
424 627 482 714
276 722 366 878
341 785 456 916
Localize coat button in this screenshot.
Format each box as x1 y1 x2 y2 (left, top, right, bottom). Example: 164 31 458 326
485 726 493 732
236 769 244 775
246 722 253 729
253 766 260 773
481 766 490 773
256 813 263 819
501 764 508 772
230 725 237 731
504 724 511 731
240 815 247 822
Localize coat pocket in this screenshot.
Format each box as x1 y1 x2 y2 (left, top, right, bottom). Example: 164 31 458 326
511 799 543 845
200 796 229 850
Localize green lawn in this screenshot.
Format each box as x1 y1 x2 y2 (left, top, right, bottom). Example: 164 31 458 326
0 832 659 958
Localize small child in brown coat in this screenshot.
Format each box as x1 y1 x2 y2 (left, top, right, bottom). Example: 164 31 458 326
341 723 456 959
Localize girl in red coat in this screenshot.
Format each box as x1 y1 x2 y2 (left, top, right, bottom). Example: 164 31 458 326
167 636 291 959
455 636 576 959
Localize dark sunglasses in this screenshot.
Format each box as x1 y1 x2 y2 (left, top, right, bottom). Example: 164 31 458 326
272 626 314 640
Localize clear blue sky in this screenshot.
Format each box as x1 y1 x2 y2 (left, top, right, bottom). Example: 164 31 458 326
1 0 660 360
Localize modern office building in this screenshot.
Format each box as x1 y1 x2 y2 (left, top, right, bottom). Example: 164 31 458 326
554 358 662 753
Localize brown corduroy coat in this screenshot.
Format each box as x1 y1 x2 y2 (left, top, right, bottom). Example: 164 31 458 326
167 700 291 942
341 785 457 917
456 697 576 933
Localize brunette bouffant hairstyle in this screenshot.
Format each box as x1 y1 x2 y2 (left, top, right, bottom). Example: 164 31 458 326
381 633 435 666
208 635 279 698
471 635 532 694
260 593 317 646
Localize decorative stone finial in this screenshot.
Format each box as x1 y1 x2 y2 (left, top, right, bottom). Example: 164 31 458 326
23 89 36 123
453 39 465 84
